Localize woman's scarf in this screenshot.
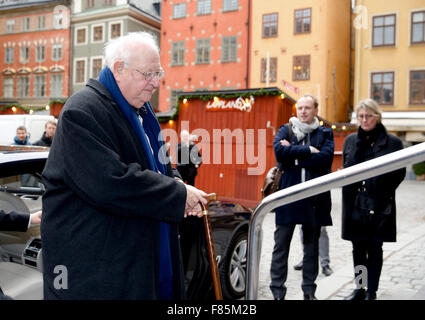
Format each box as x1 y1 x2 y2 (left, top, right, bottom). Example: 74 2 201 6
98 66 173 300
289 116 320 142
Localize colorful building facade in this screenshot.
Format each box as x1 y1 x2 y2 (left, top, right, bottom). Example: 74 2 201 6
250 0 352 123
158 0 250 112
0 0 71 112
353 0 425 143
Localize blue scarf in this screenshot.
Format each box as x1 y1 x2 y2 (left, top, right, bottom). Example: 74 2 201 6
99 67 173 299
13 136 30 145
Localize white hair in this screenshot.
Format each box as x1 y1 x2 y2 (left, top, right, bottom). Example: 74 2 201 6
104 32 160 69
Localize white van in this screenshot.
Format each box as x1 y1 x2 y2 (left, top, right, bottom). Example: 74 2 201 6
0 115 55 146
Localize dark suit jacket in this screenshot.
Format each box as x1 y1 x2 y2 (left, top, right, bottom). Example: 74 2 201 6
0 210 29 232
273 123 334 226
41 79 187 299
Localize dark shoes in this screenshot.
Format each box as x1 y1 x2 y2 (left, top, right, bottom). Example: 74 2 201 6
303 293 318 300
322 265 334 277
293 261 303 271
345 288 366 300
365 291 377 300
345 288 377 300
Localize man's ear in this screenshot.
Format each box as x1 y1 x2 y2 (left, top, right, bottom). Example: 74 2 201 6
112 61 125 81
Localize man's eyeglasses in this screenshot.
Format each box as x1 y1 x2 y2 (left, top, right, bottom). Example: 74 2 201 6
357 114 376 120
132 69 165 81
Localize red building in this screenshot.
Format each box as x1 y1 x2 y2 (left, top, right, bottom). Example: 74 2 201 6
158 0 250 112
0 0 71 114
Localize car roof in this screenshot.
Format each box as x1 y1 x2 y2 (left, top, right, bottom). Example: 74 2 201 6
0 146 48 178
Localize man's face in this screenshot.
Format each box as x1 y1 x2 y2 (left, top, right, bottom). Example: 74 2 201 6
114 45 162 108
296 97 318 124
16 129 27 141
45 123 56 138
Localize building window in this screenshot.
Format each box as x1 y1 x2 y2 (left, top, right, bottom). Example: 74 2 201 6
17 76 30 97
37 16 46 30
197 0 211 15
371 72 394 105
293 55 310 81
223 0 238 12
110 22 121 39
50 74 63 97
412 11 425 44
104 0 113 5
6 20 15 33
262 13 278 38
34 75 46 97
76 27 87 45
196 38 210 64
410 70 425 105
260 57 277 83
21 17 30 32
170 89 184 109
36 45 46 62
372 14 396 47
3 77 14 98
294 8 311 34
91 58 103 79
52 44 62 61
171 41 185 66
86 0 95 8
20 46 30 64
92 25 104 42
75 59 86 84
221 36 237 62
5 47 14 64
173 3 187 19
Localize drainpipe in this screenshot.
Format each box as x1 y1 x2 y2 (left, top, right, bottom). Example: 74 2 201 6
246 0 251 88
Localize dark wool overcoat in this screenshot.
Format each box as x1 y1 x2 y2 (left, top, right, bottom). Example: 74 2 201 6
273 124 334 226
41 79 187 299
0 210 29 232
341 126 406 242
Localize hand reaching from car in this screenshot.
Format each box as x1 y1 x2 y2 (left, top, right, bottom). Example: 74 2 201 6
30 210 42 225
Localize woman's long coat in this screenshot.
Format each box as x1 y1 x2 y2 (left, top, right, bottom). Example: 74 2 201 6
341 126 406 242
273 124 334 226
41 79 187 299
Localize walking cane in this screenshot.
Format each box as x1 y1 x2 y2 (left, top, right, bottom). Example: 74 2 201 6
200 193 223 300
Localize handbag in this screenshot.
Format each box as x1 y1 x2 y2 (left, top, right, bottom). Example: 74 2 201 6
352 190 393 223
261 166 283 198
261 123 293 199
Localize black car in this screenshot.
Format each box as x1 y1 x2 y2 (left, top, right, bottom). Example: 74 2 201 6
0 146 250 300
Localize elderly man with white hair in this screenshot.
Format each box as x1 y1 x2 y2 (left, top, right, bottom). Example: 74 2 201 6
41 32 208 300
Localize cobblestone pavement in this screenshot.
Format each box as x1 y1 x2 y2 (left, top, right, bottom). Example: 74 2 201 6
256 180 425 300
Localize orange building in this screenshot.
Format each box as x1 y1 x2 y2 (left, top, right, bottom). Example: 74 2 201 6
0 0 71 113
158 0 250 112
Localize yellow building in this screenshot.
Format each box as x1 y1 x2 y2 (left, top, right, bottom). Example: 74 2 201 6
354 0 425 143
250 0 352 123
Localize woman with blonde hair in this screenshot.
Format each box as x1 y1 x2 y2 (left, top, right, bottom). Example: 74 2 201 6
342 99 405 300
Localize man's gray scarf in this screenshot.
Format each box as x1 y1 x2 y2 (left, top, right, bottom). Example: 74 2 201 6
289 116 320 142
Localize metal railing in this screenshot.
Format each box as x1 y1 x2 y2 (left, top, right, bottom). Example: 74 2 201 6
246 142 425 300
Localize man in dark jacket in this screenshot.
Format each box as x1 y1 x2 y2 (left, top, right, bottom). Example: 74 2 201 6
33 120 56 147
269 94 334 300
41 32 208 300
177 130 202 186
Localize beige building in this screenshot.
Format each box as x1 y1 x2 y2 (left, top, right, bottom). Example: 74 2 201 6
250 0 352 123
353 0 425 143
